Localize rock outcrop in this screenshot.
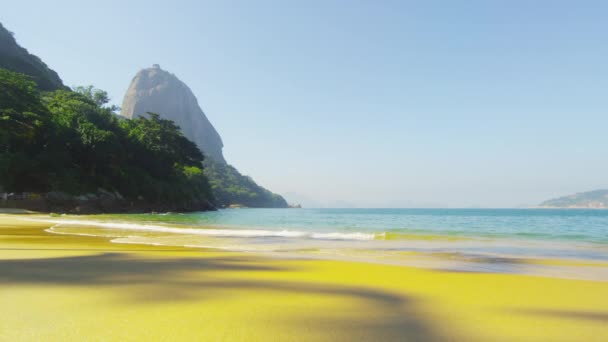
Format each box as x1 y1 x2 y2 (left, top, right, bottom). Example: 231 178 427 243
0 22 65 91
120 65 288 208
121 64 226 163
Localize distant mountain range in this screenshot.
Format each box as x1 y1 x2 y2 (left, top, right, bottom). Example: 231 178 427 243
540 190 608 209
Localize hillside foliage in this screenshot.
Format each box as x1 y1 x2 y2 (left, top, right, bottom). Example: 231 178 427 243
1 22 287 209
203 159 287 208
0 68 213 206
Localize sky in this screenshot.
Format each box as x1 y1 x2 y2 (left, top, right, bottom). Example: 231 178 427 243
2 0 608 207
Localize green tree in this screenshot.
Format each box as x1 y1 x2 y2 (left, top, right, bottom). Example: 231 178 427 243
73 85 120 112
0 69 53 191
1 68 214 210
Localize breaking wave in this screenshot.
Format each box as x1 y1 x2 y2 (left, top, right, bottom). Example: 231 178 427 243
34 219 377 241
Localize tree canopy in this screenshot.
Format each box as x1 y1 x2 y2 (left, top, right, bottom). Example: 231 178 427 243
0 68 213 207
203 159 287 208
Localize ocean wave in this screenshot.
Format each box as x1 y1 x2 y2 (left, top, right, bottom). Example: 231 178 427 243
29 218 377 241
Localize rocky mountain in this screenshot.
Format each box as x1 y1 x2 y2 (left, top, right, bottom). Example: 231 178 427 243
121 65 226 163
120 65 287 208
540 190 608 209
0 23 65 91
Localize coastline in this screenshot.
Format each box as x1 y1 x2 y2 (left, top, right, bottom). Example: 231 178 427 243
533 206 608 210
1 213 607 341
26 209 608 282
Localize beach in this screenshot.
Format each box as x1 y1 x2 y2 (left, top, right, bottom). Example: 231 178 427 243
1 213 607 341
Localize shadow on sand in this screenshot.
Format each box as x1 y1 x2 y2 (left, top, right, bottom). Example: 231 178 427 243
0 252 445 340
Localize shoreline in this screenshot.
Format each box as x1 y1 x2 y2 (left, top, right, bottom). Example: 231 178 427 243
13 212 608 282
1 214 608 341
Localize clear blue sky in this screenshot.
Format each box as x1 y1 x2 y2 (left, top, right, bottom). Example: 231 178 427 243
3 0 608 207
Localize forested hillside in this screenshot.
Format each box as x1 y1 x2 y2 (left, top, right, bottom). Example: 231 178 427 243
120 65 288 208
1 22 287 211
0 68 214 212
203 160 287 208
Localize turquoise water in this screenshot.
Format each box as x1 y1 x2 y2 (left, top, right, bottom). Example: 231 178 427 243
37 208 608 279
90 208 608 244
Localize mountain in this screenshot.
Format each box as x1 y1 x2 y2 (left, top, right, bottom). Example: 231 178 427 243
1 22 215 213
121 65 225 163
1 67 215 213
120 65 287 208
0 23 65 91
540 190 608 209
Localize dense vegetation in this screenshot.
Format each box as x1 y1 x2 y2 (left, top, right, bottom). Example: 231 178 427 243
1 21 287 209
203 159 287 208
0 68 213 208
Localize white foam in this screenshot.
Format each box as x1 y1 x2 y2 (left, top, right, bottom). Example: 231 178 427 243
311 232 377 240
45 226 102 237
26 218 377 241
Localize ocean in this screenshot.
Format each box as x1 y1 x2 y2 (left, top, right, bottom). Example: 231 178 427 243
35 208 608 280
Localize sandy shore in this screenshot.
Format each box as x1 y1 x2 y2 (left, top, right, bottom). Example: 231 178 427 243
1 214 607 341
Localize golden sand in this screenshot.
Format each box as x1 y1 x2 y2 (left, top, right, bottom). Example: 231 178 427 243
0 214 607 341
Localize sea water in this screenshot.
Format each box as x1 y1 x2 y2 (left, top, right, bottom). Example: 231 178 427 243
37 208 608 280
